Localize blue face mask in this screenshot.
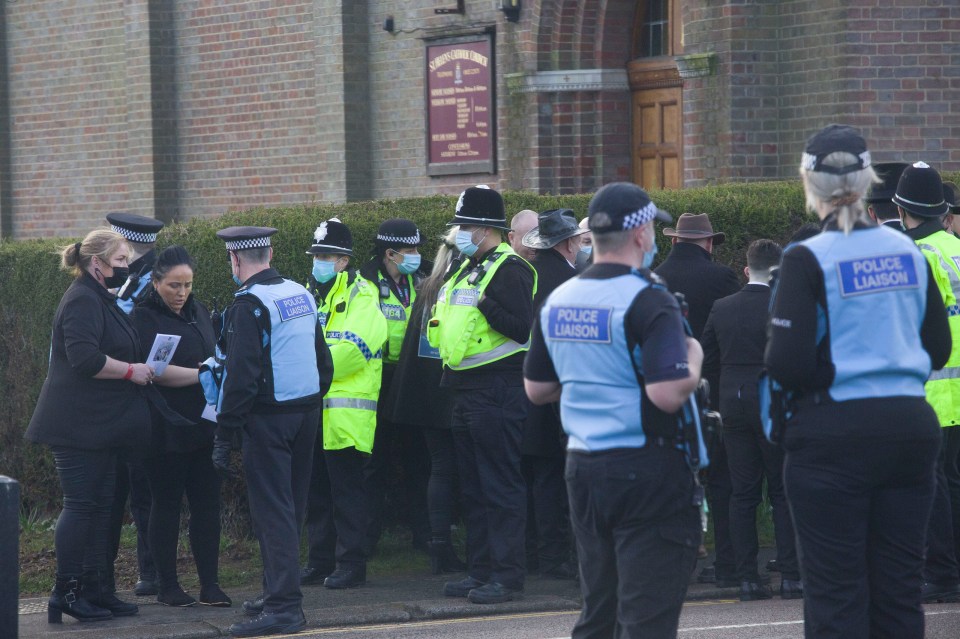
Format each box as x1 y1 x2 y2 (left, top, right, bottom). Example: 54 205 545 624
642 239 658 269
455 229 481 257
580 245 592 257
393 252 421 275
232 274 243 286
313 259 337 284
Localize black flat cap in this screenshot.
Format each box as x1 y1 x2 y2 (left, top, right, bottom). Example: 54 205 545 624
106 212 164 243
216 226 278 251
587 182 671 234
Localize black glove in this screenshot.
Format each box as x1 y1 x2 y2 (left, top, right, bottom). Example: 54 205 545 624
212 437 237 481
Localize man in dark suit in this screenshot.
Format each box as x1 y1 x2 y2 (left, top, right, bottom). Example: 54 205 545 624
654 212 740 587
518 209 587 578
701 239 802 601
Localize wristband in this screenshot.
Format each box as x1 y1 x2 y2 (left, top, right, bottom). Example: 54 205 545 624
124 364 134 381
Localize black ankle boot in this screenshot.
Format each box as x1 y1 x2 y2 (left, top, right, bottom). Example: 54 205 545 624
81 570 139 617
428 538 467 574
48 575 112 623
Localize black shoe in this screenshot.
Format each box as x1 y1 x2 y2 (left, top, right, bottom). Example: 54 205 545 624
428 538 468 574
766 559 779 572
47 575 113 624
467 582 523 604
300 565 333 586
443 576 487 598
242 594 265 616
228 610 307 637
922 581 960 603
80 571 139 617
323 565 366 589
157 584 197 607
199 583 232 607
780 578 804 600
134 577 158 597
740 580 773 601
540 560 579 580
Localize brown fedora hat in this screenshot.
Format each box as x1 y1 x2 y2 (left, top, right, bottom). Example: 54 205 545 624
662 213 725 245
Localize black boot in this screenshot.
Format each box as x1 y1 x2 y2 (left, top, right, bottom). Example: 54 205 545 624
81 570 139 617
47 575 112 623
428 537 467 574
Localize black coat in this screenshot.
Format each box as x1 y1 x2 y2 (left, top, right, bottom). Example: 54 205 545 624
653 242 741 340
130 290 217 453
26 272 151 450
700 283 770 427
522 248 578 457
383 296 453 430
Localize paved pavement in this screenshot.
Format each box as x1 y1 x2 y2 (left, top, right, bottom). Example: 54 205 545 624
17 552 777 638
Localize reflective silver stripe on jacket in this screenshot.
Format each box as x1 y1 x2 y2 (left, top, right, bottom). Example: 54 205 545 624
917 242 960 300
323 397 378 411
453 338 529 369
929 366 960 382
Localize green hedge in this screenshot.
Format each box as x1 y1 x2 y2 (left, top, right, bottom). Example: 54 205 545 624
5 177 949 525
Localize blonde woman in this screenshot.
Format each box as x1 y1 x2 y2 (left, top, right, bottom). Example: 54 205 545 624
765 125 951 638
27 229 153 623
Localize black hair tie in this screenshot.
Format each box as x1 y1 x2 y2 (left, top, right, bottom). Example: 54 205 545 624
74 242 82 258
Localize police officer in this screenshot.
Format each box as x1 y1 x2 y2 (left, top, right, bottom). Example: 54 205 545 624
894 162 960 603
105 212 164 598
766 125 952 639
429 185 536 604
864 162 909 230
301 218 388 589
212 226 332 638
524 182 703 638
359 218 431 556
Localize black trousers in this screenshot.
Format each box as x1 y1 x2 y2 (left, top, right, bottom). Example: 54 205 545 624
784 398 939 639
108 453 155 581
305 442 369 569
924 427 960 585
945 426 960 566
363 418 431 552
421 426 460 538
243 409 318 614
724 421 798 581
522 454 571 571
142 446 222 590
50 446 118 577
566 446 700 639
705 438 735 578
451 381 527 589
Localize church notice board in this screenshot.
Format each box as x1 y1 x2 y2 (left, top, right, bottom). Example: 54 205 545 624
426 36 495 176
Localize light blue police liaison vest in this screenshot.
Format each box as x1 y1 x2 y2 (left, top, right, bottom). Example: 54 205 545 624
541 272 651 452
115 271 151 315
235 279 321 403
802 225 930 402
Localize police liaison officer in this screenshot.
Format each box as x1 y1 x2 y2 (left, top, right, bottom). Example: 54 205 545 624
429 185 537 604
765 125 952 639
301 218 388 589
359 218 431 556
211 226 333 638
106 212 165 598
524 182 704 639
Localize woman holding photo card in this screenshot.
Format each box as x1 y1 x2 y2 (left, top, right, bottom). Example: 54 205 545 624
130 245 230 608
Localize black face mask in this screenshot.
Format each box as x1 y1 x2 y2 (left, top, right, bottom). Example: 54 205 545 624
101 266 130 289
